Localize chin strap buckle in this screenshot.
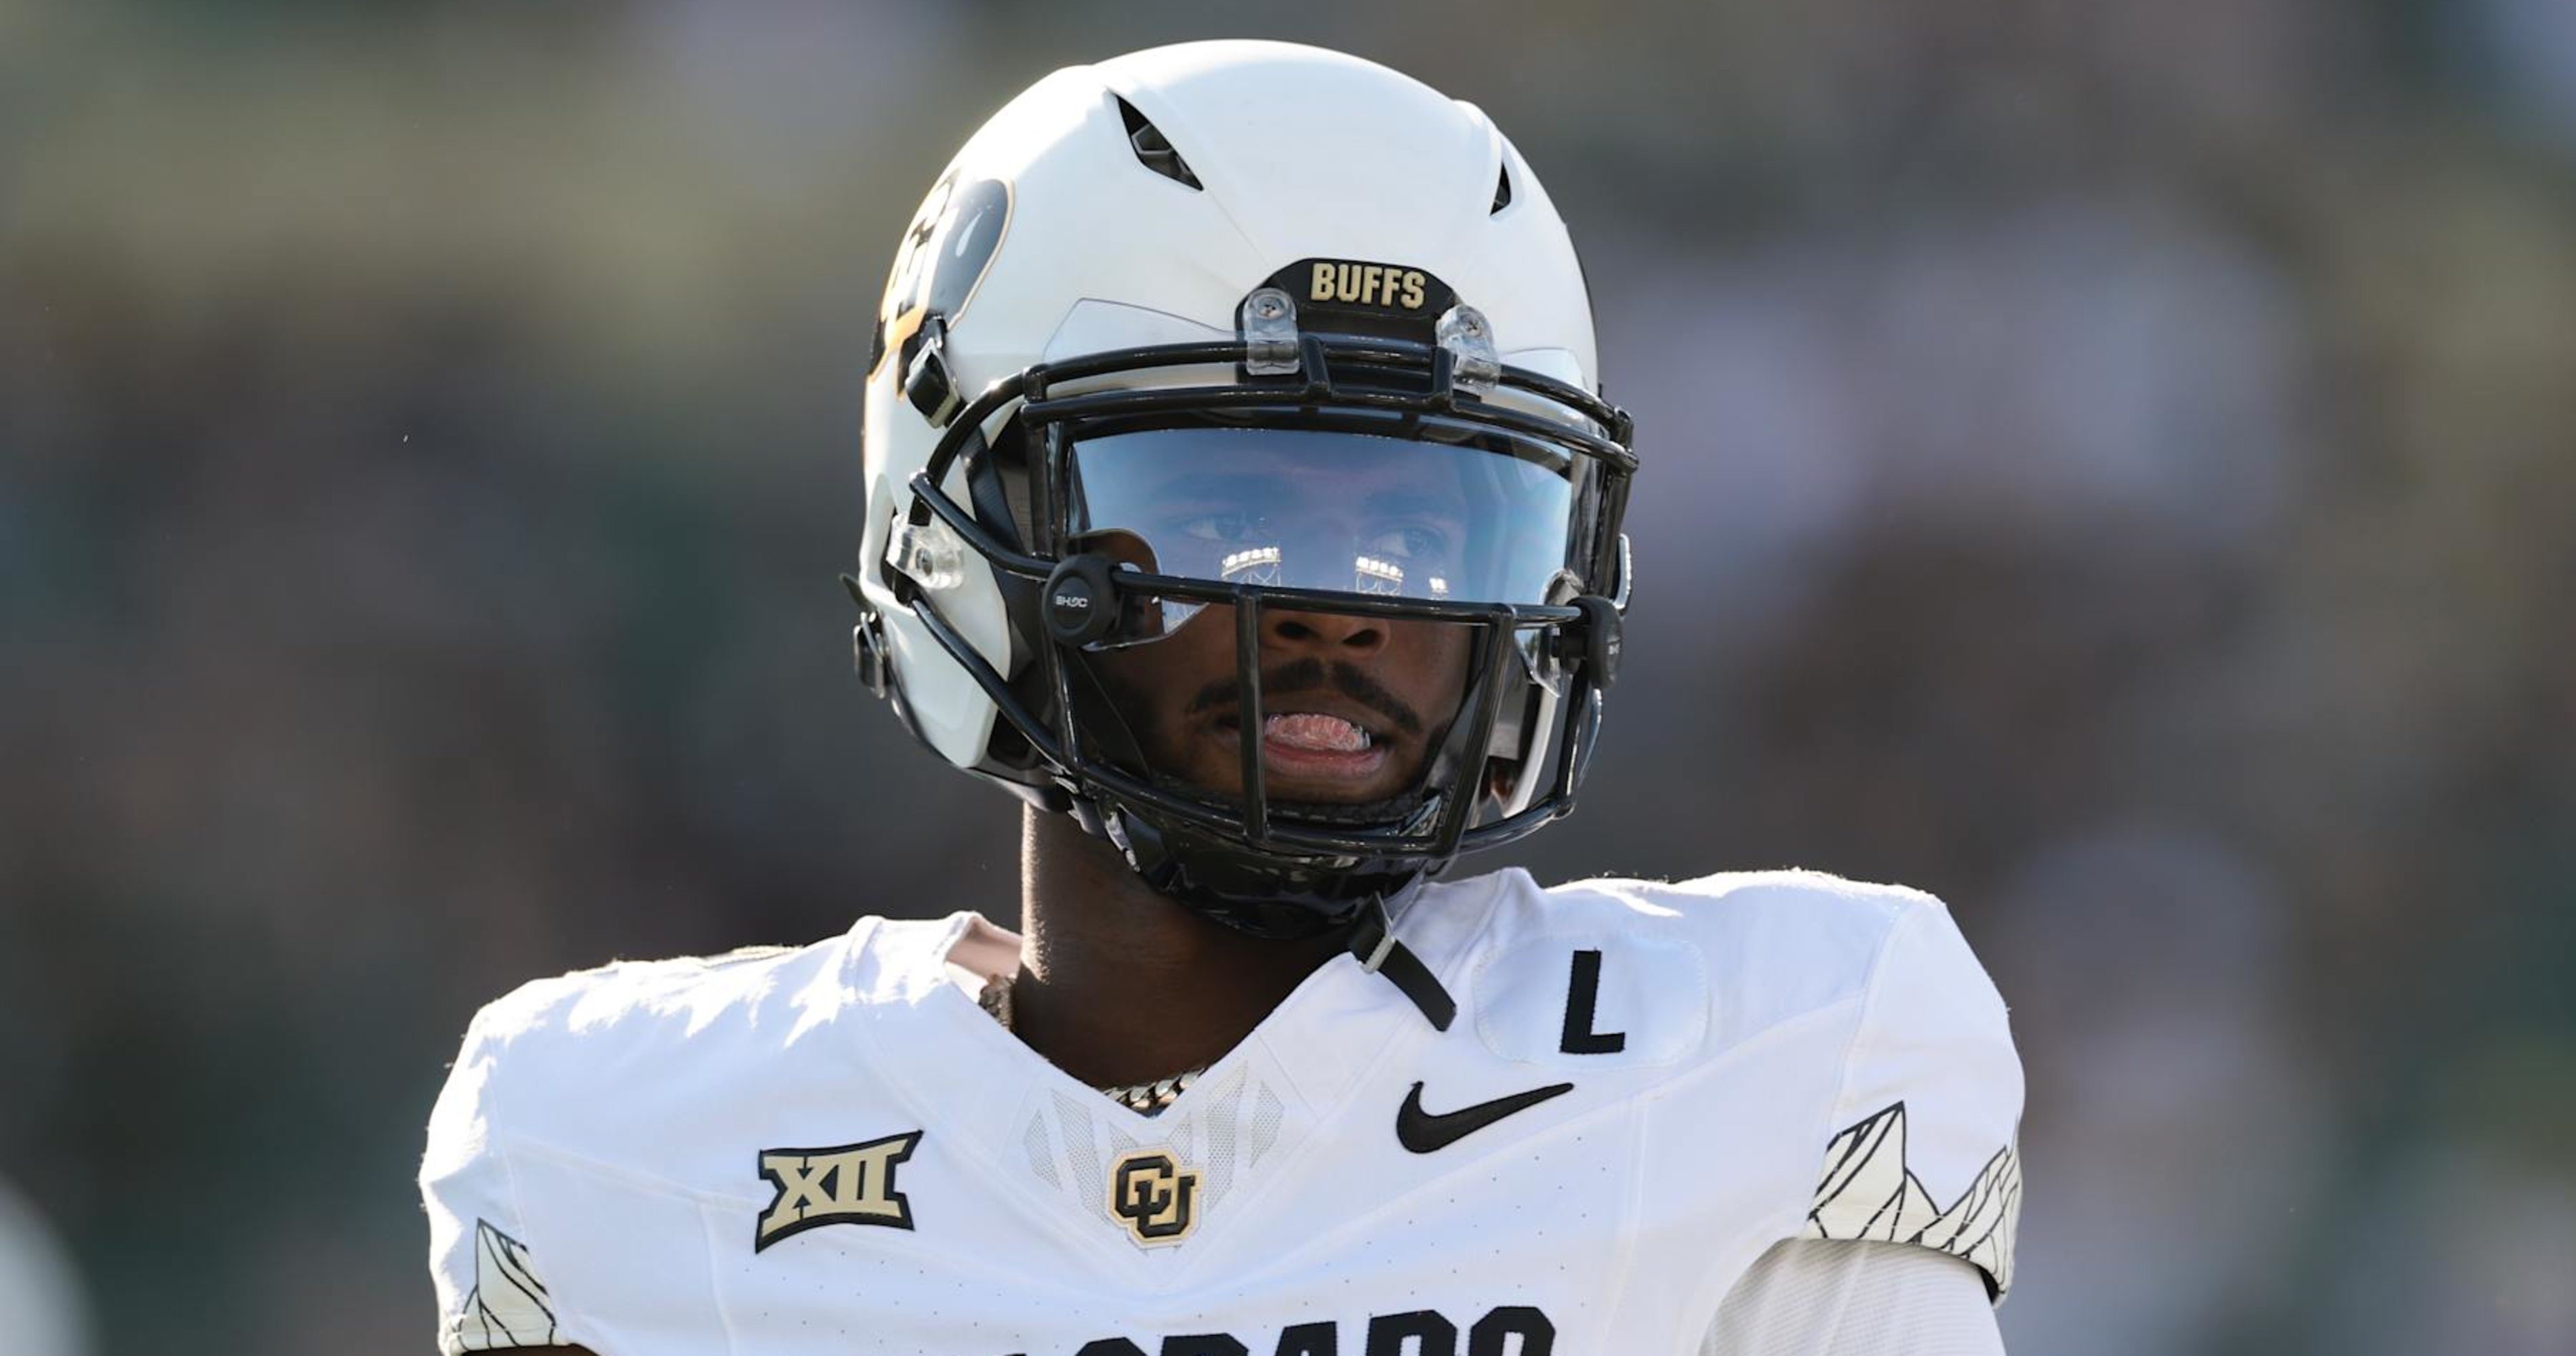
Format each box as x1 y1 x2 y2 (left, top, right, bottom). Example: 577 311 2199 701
1347 895 1457 1031
841 575 891 699
902 314 963 426
1356 919 1398 974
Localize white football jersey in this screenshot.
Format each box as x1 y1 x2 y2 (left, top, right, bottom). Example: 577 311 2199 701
421 868 2022 1356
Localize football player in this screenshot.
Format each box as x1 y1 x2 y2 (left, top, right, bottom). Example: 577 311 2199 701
423 39 2023 1356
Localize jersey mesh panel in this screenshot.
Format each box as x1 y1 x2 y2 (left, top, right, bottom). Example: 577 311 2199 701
1196 1067 1243 1207
1022 1111 1060 1187
1052 1090 1106 1207
1027 1071 1293 1222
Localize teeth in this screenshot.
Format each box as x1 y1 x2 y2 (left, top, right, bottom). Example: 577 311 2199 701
1263 713 1371 753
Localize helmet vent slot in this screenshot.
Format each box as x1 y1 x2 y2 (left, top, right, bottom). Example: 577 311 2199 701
1114 96 1203 190
1490 161 1513 214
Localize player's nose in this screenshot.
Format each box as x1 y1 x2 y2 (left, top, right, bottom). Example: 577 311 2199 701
1264 607 1386 654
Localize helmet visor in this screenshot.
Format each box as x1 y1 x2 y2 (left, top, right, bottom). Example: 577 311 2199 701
1062 425 1579 641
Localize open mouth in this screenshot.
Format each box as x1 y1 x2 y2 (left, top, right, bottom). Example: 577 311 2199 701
1263 711 1373 752
1210 710 1394 786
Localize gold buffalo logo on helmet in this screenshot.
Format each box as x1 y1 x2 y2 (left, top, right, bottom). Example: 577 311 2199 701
872 172 1013 376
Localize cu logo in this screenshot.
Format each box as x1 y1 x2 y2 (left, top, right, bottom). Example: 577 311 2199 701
1108 1149 1201 1247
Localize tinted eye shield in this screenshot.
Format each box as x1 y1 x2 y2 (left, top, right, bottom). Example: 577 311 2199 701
875 332 1632 862
1052 422 1584 650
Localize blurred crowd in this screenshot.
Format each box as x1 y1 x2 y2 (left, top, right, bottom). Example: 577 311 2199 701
3 1 2571 1353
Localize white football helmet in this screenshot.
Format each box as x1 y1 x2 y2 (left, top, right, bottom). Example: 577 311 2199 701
851 40 1634 941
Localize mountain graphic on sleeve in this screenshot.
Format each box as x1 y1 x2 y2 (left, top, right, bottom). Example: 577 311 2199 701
1805 1102 2022 1297
449 1220 558 1351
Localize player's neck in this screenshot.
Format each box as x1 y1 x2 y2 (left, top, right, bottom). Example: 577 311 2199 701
1009 805 1345 1089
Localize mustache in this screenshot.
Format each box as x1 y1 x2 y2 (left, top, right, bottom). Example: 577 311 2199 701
1184 657 1426 736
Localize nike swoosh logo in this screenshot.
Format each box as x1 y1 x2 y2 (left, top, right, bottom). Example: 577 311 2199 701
1396 1080 1575 1154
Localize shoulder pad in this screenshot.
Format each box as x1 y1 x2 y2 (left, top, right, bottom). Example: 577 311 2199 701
1802 898 2023 1299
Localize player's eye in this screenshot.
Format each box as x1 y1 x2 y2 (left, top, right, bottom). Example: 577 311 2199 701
1175 511 1267 544
1363 523 1453 564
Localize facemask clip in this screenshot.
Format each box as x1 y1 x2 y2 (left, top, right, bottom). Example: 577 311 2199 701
1241 287 1302 376
1436 304 1501 393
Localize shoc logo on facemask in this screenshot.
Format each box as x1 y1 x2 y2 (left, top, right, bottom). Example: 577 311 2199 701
1307 260 1430 312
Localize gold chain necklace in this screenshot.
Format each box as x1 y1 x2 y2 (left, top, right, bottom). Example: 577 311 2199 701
979 979 1207 1116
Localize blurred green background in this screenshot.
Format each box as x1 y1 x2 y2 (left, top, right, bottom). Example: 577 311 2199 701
3 1 2573 1353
